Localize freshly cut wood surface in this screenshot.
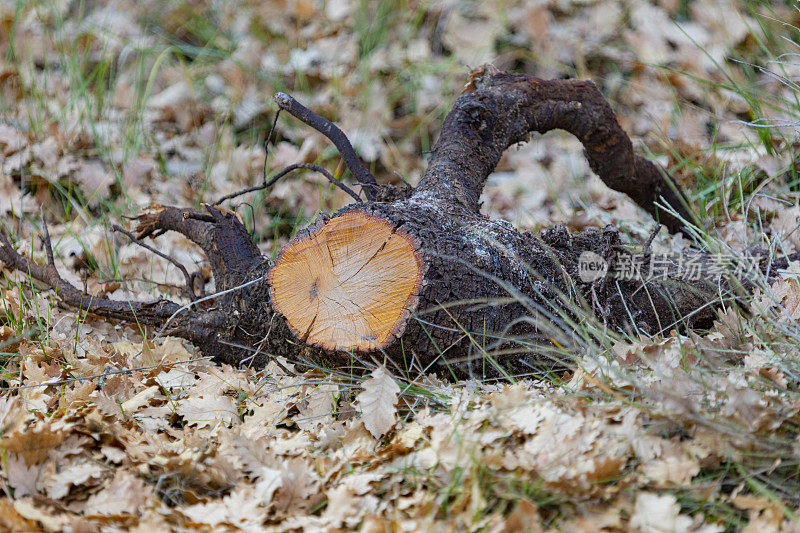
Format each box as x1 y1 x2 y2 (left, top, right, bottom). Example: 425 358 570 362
269 211 423 351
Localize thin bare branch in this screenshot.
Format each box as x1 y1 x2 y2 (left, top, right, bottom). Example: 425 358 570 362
40 207 55 267
0 228 216 344
113 224 198 301
214 162 362 205
274 92 379 200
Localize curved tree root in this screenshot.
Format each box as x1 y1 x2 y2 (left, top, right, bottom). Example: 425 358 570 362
417 65 694 234
0 65 770 379
0 215 224 347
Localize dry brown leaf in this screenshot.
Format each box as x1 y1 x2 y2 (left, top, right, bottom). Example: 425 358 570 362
177 395 239 428
121 385 162 413
357 366 399 439
721 381 772 431
495 500 543 533
771 276 800 321
188 371 236 397
44 459 106 499
0 397 26 435
492 384 543 434
629 492 693 532
733 494 786 533
10 499 69 532
181 484 268 529
3 453 42 498
557 507 622 533
321 485 360 528
73 159 114 205
272 457 320 511
2 425 65 466
92 391 125 419
297 382 338 431
83 471 152 517
154 367 196 393
0 499 37 531
641 447 700 487
0 124 25 154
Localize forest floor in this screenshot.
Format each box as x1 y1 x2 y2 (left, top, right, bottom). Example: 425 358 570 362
2 0 800 531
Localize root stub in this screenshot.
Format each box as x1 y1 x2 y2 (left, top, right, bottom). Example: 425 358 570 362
268 211 424 351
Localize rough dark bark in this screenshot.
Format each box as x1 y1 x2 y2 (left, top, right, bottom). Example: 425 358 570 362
0 65 767 379
416 65 694 233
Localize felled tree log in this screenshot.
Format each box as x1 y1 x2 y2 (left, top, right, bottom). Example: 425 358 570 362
0 65 762 379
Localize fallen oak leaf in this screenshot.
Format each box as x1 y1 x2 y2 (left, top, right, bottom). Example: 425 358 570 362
0 397 27 435
771 276 800 321
10 500 69 532
92 392 126 420
2 453 42 498
297 382 338 430
2 425 66 466
176 395 239 428
44 459 106 499
356 365 399 439
73 159 114 207
0 500 37 531
180 484 269 529
629 492 693 532
83 471 153 517
640 447 700 488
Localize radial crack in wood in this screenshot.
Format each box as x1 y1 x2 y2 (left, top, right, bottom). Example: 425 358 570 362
268 211 424 351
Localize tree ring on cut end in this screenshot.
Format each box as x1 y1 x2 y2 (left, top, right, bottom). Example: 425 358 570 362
268 210 424 351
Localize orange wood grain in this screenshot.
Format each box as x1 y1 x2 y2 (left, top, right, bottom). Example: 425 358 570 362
269 211 423 351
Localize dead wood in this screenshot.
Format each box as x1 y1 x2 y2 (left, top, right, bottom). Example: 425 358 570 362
417 65 694 233
0 65 774 379
273 92 380 201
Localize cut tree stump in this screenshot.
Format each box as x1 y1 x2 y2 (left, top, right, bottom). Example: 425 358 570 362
0 65 780 379
269 211 424 351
